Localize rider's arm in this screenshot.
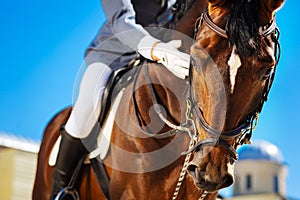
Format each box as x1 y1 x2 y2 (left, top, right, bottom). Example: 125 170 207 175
101 0 165 50
101 0 189 79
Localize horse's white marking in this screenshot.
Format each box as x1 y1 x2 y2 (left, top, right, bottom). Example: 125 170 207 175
228 46 242 93
227 162 235 176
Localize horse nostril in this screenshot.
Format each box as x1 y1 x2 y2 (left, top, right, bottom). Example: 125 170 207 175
187 164 201 180
187 164 198 177
187 164 196 171
187 164 206 185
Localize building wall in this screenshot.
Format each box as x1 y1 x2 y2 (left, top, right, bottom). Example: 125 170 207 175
233 160 287 197
228 193 285 200
0 148 14 199
0 148 37 200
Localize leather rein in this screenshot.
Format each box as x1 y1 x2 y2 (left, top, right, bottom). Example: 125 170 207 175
130 8 281 200
139 8 281 161
183 8 281 159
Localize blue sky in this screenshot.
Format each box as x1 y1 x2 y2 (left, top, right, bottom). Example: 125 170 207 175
0 0 299 198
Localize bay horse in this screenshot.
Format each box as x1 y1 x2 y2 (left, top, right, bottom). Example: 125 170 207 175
33 0 284 199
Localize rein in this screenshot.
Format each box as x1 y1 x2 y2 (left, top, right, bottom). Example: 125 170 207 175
140 7 280 159
132 61 192 139
142 60 210 200
184 8 281 159
133 6 281 200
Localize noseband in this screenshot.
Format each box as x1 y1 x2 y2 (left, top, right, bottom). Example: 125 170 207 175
136 7 281 200
140 8 280 160
182 8 281 160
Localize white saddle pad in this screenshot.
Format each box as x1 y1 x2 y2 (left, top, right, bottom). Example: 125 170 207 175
49 89 124 166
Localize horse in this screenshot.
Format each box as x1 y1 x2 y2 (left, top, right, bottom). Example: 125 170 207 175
32 0 284 199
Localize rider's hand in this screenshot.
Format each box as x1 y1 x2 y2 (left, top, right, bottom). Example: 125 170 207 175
138 36 190 79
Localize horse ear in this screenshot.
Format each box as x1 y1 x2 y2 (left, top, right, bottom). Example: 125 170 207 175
266 0 285 13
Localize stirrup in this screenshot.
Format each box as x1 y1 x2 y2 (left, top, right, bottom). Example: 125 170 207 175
54 187 80 200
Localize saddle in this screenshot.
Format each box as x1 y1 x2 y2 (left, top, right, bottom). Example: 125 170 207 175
50 57 142 200
89 58 141 200
98 58 140 126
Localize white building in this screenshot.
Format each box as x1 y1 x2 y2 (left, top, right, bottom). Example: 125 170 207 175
0 133 39 200
229 140 287 200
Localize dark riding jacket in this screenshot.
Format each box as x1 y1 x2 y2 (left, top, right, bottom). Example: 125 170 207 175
85 0 176 69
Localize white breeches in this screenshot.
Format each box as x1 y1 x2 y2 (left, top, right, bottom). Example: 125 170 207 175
65 62 112 139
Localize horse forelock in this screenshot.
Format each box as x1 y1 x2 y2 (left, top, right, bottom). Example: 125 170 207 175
225 0 265 57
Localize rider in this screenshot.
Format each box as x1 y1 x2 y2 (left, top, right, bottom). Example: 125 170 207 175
51 0 190 198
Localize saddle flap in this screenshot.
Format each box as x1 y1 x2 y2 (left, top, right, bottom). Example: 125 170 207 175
48 88 125 166
49 60 139 166
49 135 61 166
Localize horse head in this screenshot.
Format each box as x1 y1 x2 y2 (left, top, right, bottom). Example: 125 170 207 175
186 0 285 192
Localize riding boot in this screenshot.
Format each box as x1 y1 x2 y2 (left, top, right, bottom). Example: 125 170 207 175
50 127 88 199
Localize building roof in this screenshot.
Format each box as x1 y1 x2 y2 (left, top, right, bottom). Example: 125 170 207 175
237 140 284 164
0 132 40 153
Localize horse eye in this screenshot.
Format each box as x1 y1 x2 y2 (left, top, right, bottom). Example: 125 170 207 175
262 67 274 80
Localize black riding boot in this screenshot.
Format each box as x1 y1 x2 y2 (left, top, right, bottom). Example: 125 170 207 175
50 128 88 199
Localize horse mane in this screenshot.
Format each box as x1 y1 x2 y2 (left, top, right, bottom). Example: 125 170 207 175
166 0 266 56
225 0 265 56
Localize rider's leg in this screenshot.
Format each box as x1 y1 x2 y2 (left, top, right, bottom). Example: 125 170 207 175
51 62 112 198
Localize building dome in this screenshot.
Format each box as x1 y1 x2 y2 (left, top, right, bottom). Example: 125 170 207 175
238 140 284 164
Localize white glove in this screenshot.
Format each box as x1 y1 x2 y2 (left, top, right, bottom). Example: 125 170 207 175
137 36 190 79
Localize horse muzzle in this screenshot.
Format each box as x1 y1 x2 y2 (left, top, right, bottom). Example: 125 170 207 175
187 162 234 192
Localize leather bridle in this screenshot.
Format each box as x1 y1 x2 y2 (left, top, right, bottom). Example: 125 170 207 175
134 7 281 200
183 8 281 160
138 7 280 161
201 9 278 39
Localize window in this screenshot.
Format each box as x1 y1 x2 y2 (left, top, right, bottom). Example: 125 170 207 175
233 181 240 195
274 175 279 193
246 174 252 191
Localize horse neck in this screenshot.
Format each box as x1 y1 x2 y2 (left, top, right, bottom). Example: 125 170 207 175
113 63 219 199
134 62 188 132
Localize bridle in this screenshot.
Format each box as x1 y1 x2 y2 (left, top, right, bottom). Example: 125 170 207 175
136 7 281 200
200 8 278 39
139 7 281 164
182 8 281 160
